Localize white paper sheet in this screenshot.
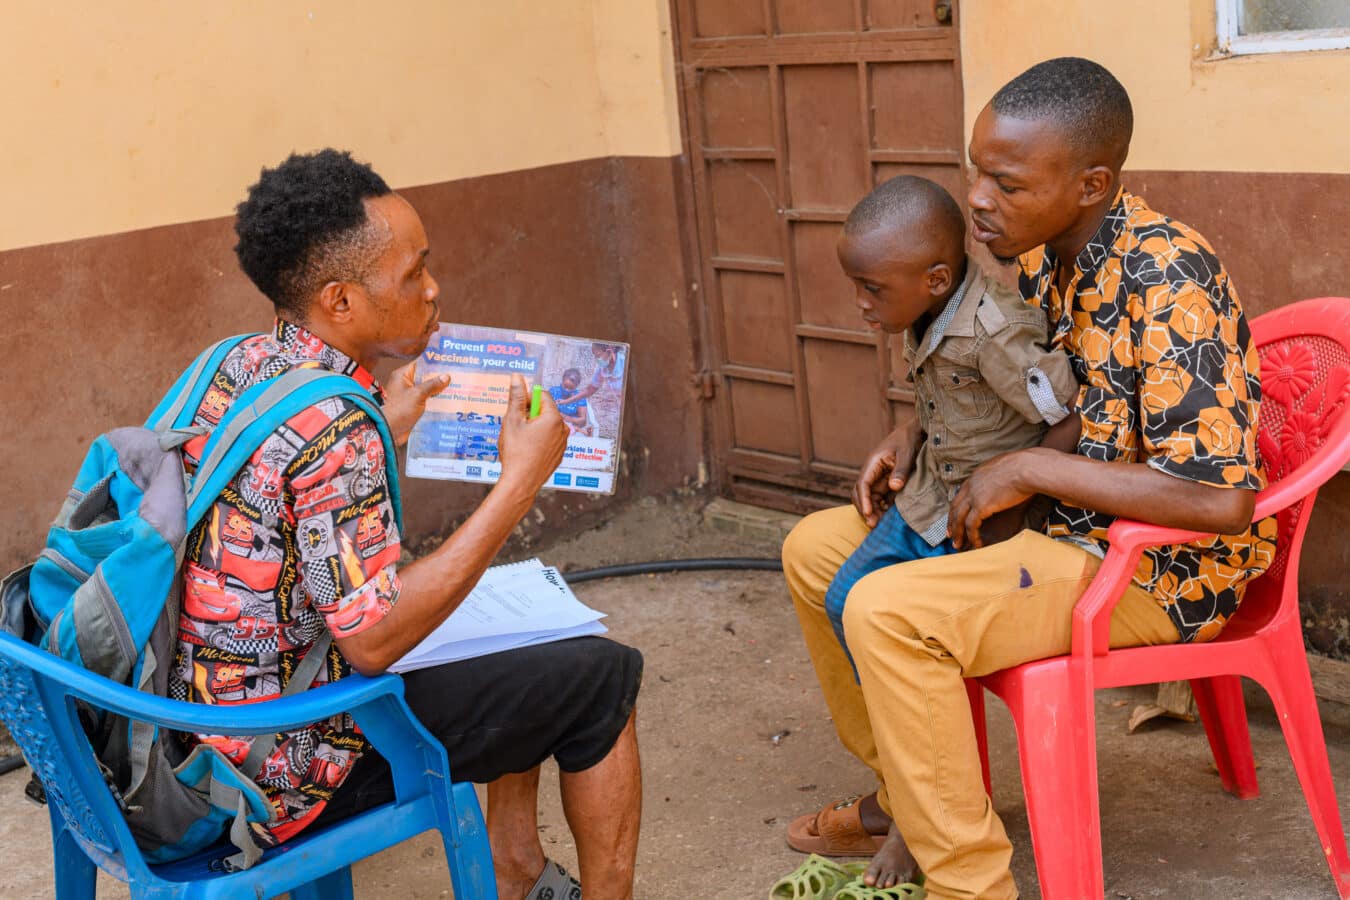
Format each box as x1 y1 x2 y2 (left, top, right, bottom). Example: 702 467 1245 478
390 559 607 673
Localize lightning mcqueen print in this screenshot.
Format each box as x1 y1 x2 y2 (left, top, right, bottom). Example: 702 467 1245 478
170 321 401 847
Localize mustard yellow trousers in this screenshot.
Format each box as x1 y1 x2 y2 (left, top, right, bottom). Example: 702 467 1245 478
783 505 1180 899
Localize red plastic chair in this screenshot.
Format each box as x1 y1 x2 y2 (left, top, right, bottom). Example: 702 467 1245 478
968 296 1350 899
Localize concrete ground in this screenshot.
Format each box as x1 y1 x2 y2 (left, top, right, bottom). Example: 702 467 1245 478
2 495 1349 899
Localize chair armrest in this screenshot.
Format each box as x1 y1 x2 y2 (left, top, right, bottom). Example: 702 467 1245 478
1069 460 1335 660
0 632 404 734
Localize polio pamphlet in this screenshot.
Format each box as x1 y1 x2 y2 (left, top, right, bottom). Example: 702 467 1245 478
406 323 630 494
390 559 606 672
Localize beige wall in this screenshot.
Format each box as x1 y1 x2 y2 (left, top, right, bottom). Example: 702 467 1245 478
959 0 1350 173
0 0 681 251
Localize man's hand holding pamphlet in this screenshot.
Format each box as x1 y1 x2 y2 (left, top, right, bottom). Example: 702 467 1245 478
407 323 630 494
397 323 628 665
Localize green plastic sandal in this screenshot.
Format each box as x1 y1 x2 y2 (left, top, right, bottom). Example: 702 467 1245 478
770 854 869 899
832 872 927 899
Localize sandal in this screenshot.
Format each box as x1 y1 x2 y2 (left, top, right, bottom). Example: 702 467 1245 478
770 854 869 899
786 795 888 857
526 859 582 900
833 873 927 899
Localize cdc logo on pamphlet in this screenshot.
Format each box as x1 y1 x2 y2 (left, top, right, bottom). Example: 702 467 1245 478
466 466 482 477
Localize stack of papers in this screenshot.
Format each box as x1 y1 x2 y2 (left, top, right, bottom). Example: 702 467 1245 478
390 559 606 673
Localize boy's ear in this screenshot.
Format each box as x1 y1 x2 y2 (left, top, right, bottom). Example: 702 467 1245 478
1078 166 1115 207
926 262 954 297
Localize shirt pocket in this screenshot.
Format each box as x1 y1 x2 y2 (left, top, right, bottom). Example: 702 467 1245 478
934 364 1000 433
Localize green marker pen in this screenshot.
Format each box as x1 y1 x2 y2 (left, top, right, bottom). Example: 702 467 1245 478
529 384 543 419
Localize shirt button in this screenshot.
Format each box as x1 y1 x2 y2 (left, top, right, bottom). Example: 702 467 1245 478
944 463 953 472
933 436 942 446
951 374 960 384
916 366 924 376
1029 374 1040 385
927 401 935 411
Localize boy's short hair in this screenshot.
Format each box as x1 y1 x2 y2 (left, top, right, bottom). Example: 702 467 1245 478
234 149 393 318
844 175 965 256
562 368 583 384
990 57 1133 169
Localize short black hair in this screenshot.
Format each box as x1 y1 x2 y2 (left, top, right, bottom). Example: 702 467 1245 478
843 175 966 261
234 149 393 318
562 367 583 383
990 57 1133 169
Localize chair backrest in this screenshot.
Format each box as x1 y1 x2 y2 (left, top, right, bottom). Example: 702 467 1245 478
1237 297 1350 627
0 632 140 877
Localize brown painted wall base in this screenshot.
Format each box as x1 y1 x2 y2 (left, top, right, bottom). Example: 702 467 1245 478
0 155 701 572
1121 170 1350 318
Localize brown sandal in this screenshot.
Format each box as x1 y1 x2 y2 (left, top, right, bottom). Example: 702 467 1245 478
786 795 888 858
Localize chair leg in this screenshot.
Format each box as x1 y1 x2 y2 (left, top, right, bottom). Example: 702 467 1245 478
1191 675 1260 799
289 866 354 900
998 664 1104 900
966 678 992 797
51 822 97 900
1262 646 1350 899
443 781 498 900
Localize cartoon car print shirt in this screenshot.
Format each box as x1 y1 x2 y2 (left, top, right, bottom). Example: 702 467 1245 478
168 320 402 847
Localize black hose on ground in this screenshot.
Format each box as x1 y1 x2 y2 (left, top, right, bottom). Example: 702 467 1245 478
0 556 785 776
562 556 783 584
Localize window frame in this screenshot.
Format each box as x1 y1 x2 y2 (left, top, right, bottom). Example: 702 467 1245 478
1216 0 1350 56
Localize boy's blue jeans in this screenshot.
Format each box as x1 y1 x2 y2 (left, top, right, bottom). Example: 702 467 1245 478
824 504 956 670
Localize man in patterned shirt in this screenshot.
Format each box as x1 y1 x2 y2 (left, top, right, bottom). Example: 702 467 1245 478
172 150 642 900
781 58 1275 897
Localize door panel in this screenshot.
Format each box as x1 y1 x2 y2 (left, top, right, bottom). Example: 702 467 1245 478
719 271 794 371
775 0 856 34
707 160 782 258
730 381 801 457
692 0 766 37
793 222 858 331
783 65 870 208
803 339 889 468
702 68 775 148
675 0 965 510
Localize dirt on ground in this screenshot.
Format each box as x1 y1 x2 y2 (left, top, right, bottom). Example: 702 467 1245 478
3 494 1349 898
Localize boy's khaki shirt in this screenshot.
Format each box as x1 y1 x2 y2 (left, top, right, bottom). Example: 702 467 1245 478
898 262 1078 545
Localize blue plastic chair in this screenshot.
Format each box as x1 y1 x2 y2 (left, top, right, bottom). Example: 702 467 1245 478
0 630 498 899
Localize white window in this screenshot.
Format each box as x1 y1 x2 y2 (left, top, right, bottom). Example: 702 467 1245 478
1216 0 1350 55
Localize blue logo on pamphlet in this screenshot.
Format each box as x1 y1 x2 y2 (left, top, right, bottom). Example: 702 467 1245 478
553 473 572 486
576 476 601 488
466 465 482 477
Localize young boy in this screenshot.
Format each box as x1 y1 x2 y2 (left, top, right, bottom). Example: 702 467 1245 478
823 175 1080 663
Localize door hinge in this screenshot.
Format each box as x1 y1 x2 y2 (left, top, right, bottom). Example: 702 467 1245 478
696 370 719 400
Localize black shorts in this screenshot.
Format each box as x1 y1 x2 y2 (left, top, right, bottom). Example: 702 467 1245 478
316 636 642 825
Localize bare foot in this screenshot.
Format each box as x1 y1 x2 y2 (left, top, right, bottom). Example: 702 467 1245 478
864 821 919 889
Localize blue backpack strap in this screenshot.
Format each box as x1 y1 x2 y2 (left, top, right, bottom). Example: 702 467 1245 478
185 368 403 532
144 334 262 431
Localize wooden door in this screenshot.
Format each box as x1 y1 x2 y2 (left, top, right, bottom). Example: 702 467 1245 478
674 0 966 512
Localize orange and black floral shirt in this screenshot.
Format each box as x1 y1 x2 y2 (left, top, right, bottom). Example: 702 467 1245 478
1019 189 1278 643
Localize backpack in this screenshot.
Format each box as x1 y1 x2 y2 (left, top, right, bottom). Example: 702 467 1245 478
0 333 402 870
